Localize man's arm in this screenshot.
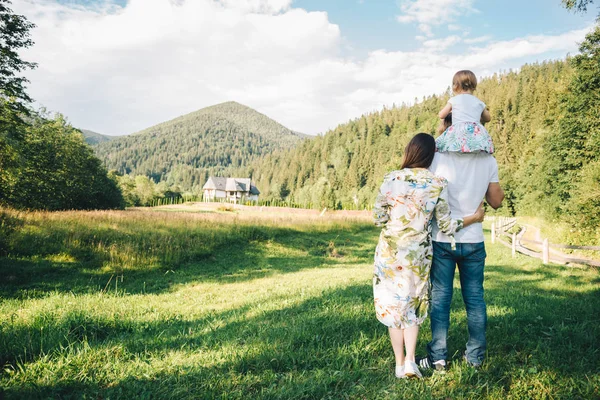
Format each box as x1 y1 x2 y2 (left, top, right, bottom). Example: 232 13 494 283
486 182 504 209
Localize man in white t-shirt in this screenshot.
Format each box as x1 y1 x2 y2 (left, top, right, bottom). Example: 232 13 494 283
418 152 504 371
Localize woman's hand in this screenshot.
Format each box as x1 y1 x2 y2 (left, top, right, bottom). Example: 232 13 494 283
458 202 486 228
472 202 485 223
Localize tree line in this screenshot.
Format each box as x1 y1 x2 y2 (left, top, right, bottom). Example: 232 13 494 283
238 25 600 241
0 0 122 211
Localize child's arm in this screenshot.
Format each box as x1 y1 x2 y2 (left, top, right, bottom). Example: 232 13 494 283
439 103 452 119
481 109 491 123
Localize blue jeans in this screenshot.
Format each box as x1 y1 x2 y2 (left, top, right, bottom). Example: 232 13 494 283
427 241 487 365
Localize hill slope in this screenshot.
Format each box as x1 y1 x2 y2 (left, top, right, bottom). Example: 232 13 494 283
93 101 306 190
81 129 117 145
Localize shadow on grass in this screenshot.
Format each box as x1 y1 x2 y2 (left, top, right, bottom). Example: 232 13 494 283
2 261 599 399
0 223 379 299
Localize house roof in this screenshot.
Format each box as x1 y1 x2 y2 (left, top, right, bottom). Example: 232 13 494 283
203 177 227 190
203 177 260 195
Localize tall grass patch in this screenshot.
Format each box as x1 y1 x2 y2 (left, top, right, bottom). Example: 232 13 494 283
0 208 598 399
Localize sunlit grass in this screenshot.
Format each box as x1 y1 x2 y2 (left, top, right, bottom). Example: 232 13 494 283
0 208 598 399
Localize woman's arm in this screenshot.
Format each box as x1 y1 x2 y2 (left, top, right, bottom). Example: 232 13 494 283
434 185 485 249
462 202 485 227
439 103 452 119
434 184 464 235
434 188 486 234
373 179 391 227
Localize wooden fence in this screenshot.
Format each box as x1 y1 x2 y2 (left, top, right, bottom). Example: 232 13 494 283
489 216 600 268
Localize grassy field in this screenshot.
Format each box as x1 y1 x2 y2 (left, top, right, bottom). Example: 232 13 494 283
0 207 598 399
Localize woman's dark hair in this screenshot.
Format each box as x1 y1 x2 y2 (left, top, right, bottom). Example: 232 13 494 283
401 133 436 169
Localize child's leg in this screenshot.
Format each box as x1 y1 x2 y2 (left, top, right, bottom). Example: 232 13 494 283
388 327 405 366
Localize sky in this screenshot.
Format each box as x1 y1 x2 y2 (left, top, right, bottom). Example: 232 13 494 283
15 0 596 136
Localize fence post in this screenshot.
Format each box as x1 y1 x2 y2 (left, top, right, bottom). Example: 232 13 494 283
542 238 550 264
491 223 496 244
512 232 516 257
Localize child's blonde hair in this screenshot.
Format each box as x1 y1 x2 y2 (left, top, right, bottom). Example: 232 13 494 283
452 70 477 93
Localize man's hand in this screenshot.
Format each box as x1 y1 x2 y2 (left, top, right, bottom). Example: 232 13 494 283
486 182 504 209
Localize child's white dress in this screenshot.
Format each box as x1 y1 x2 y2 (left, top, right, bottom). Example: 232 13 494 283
436 94 494 153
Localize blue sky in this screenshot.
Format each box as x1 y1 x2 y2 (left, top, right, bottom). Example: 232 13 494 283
295 0 593 55
16 0 596 135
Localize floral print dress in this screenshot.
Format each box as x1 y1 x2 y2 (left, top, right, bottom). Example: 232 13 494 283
435 122 494 154
435 94 494 153
373 168 463 329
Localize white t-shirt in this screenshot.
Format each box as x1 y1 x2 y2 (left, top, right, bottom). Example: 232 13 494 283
449 94 486 124
430 152 499 243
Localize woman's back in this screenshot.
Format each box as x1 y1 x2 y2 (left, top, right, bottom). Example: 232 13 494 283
375 168 446 244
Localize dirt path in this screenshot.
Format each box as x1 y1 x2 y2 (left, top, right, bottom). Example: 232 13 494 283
515 223 600 267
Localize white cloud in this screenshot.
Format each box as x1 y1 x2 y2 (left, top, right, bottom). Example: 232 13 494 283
396 0 477 37
464 35 492 44
418 23 434 37
15 0 593 136
448 24 462 31
461 29 590 67
423 35 462 51
218 0 292 14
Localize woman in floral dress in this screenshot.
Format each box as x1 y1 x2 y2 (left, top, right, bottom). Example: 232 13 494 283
373 133 484 379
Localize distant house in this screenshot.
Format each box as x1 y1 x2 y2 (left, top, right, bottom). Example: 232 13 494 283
202 177 260 203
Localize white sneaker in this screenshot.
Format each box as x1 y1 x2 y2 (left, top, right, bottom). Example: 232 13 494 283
395 365 407 379
404 360 423 378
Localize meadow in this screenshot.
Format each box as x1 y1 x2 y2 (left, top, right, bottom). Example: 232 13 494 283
0 206 598 399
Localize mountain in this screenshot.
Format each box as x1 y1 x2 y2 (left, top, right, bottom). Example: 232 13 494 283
92 101 306 190
81 129 118 145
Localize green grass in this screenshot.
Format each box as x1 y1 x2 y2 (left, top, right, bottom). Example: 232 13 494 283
0 209 598 399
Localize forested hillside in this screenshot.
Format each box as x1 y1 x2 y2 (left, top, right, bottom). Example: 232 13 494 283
241 26 600 240
245 60 571 209
92 102 305 191
81 129 117 145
